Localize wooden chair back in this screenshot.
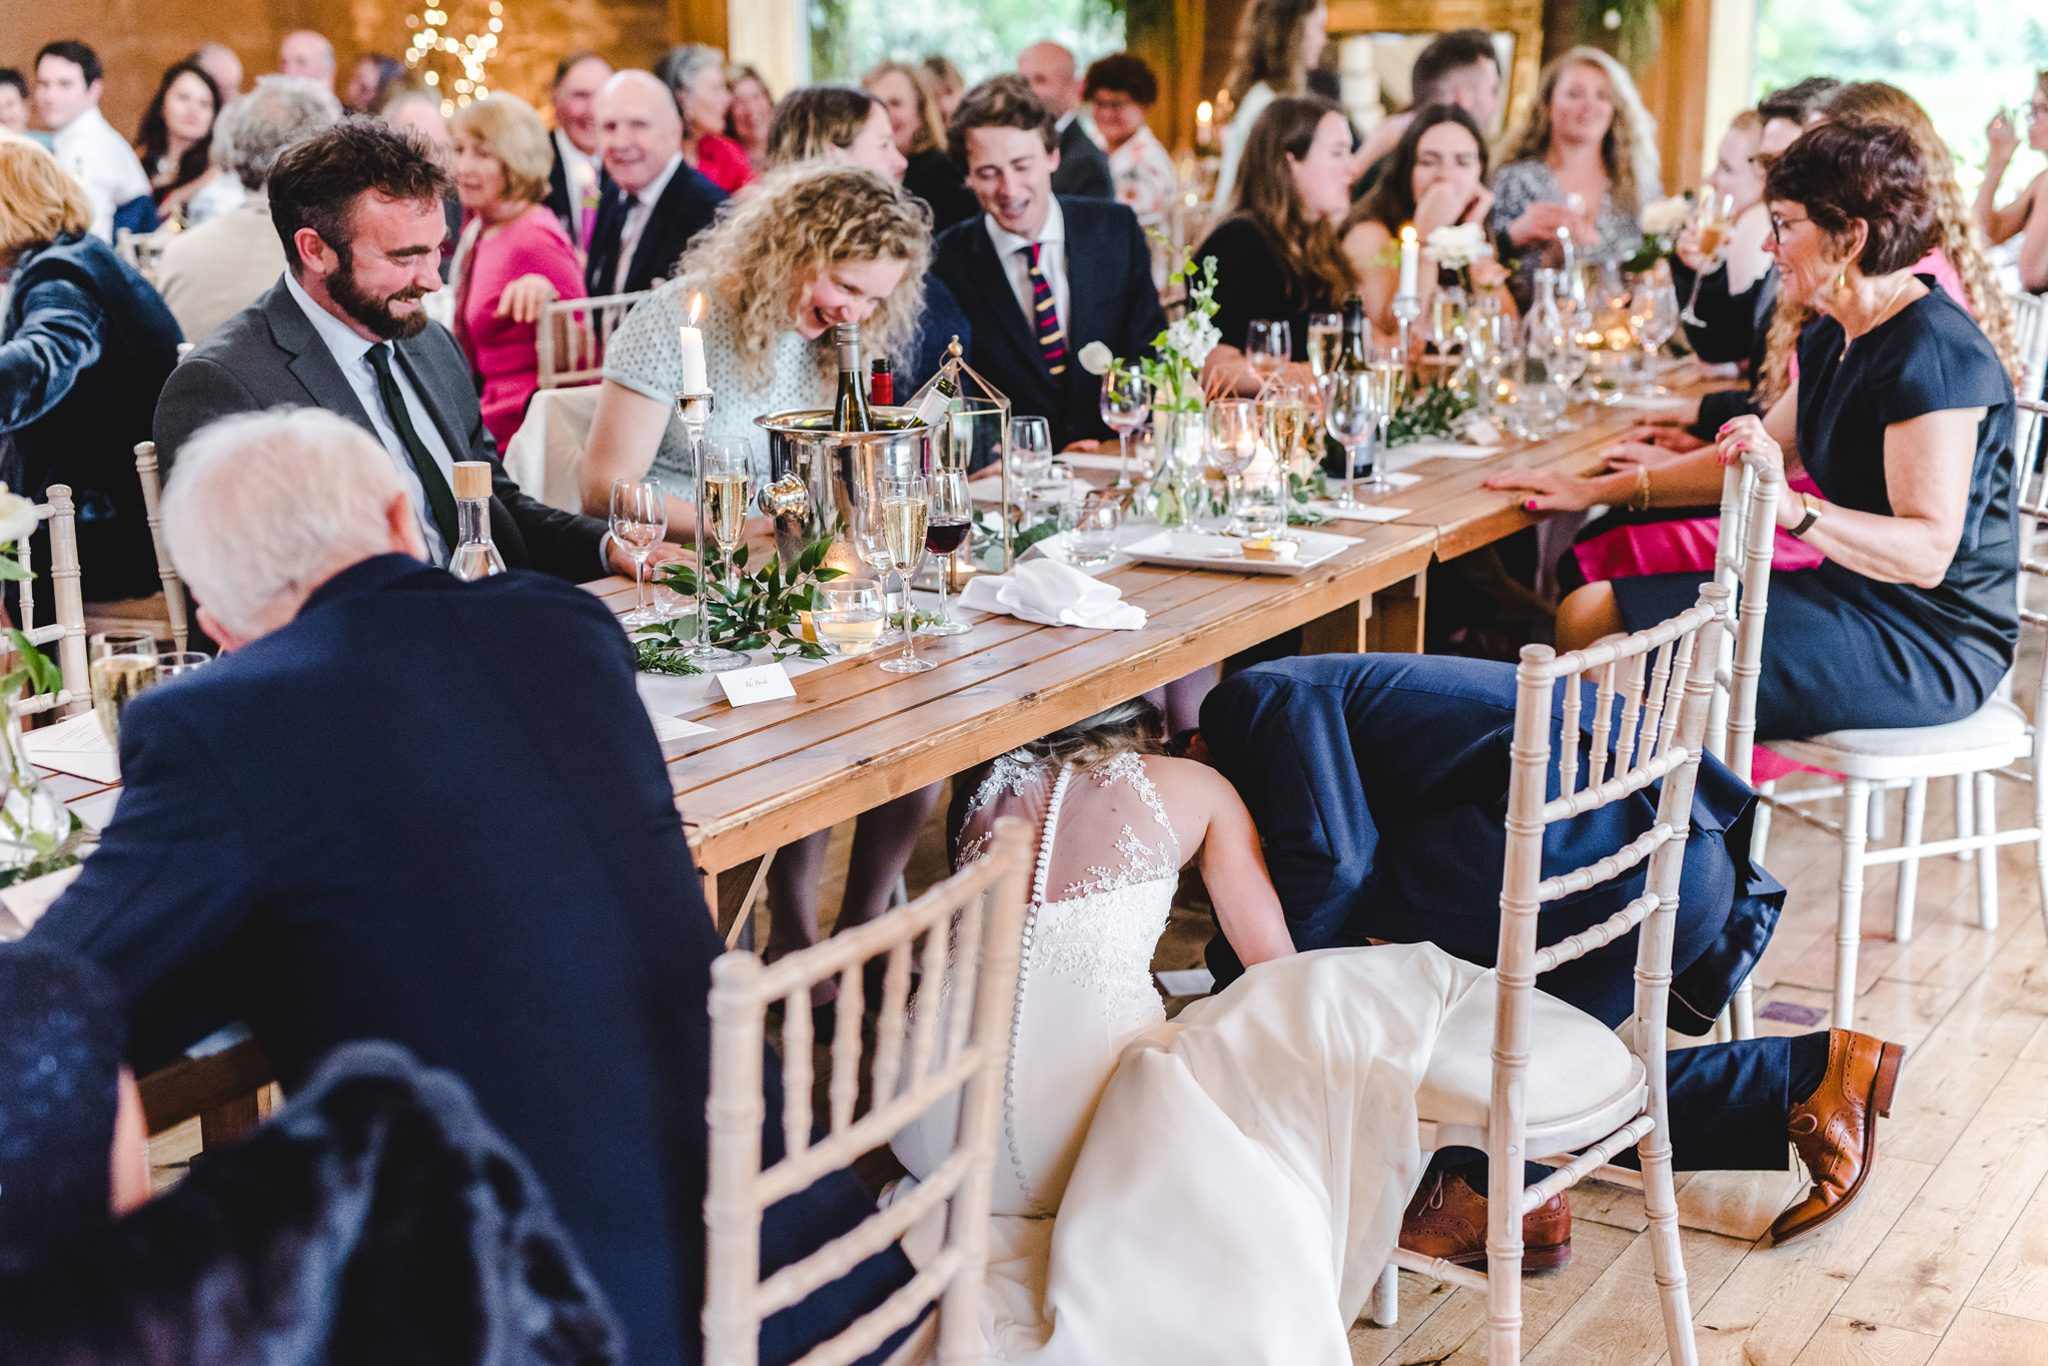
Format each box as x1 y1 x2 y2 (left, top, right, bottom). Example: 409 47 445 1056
703 819 1032 1366
133 443 191 653
1706 451 1783 785
9 485 90 720
535 290 649 391
2012 290 2048 406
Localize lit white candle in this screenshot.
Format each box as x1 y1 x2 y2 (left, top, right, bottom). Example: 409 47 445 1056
1398 225 1419 299
1195 100 1214 150
678 292 709 394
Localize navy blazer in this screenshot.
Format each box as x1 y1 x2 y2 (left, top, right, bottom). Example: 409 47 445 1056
0 232 181 603
29 557 916 1366
154 278 607 583
1050 120 1113 200
1200 653 1783 1033
931 198 1165 449
584 163 726 297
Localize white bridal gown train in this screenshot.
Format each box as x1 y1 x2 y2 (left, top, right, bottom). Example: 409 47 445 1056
891 751 1491 1364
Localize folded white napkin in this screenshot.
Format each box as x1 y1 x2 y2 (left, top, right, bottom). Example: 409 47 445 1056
959 559 1147 630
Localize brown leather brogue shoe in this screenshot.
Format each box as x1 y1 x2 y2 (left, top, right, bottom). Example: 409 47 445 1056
1770 1029 1906 1246
1398 1170 1573 1271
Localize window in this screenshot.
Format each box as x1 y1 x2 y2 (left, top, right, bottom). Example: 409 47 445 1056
808 0 1125 85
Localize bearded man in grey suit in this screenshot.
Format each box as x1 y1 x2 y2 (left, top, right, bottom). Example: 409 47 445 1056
155 117 658 581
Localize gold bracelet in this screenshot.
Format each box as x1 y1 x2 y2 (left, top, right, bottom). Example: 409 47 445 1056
1630 463 1652 512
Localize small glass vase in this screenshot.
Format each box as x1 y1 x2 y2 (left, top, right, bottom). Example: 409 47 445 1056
0 685 81 889
1148 405 1205 528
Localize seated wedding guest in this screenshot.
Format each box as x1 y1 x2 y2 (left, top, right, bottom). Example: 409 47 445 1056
344 52 404 115
1352 28 1502 192
726 62 775 174
35 41 152 241
0 69 34 141
191 41 244 101
132 59 224 223
1018 42 1113 200
920 54 965 123
158 76 342 342
448 93 587 450
1196 94 1355 390
1668 110 1772 372
1490 46 1661 305
1214 0 1328 208
154 120 640 582
0 951 620 1364
0 138 179 606
1976 70 2048 295
1509 122 2017 749
1199 653 1903 1255
933 76 1165 448
278 29 337 92
657 44 753 194
28 409 917 1366
865 59 978 232
543 50 612 254
585 69 724 297
1342 104 1508 340
1082 52 1176 234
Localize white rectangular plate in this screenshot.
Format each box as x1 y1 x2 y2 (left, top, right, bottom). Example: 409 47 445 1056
1119 527 1359 576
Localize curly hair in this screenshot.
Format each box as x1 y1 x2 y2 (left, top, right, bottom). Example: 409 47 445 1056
1229 94 1357 312
864 59 946 156
1756 81 2020 405
1082 52 1160 107
1499 47 1660 215
670 163 930 386
1223 0 1323 105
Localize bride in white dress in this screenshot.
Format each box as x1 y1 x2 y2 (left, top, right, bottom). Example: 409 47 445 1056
892 701 1495 1364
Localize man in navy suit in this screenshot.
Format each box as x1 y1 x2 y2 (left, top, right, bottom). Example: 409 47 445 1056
584 70 725 297
543 49 612 254
931 76 1164 450
29 409 916 1366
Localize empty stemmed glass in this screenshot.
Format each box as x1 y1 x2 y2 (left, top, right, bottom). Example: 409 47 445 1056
877 475 932 674
1629 270 1681 396
1008 414 1054 518
1680 189 1736 327
1321 371 1382 508
1246 319 1292 384
1099 367 1149 488
1205 399 1260 533
922 467 973 637
609 477 666 627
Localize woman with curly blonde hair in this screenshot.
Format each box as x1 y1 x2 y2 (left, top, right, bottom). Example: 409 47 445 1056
1489 47 1661 302
580 162 930 525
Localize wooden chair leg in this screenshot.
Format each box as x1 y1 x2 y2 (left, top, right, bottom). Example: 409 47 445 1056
1369 1264 1399 1328
1751 780 1777 867
1639 1123 1699 1366
1893 777 1929 943
1976 771 2000 932
1835 779 1872 1029
1956 773 1976 862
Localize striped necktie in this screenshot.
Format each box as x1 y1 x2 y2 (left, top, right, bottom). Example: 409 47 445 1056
1021 242 1068 384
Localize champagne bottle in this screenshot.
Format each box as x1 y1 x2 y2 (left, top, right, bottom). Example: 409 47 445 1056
832 323 873 432
869 357 894 407
1324 296 1370 479
449 461 507 581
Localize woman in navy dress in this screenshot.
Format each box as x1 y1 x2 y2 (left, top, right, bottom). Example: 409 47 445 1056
1496 120 2017 741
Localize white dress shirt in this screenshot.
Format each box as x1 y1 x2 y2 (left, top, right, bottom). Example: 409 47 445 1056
283 270 459 564
51 107 151 242
613 152 682 294
984 197 1070 338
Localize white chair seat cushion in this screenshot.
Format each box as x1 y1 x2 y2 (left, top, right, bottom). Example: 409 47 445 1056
1417 977 1646 1157
1774 696 2029 778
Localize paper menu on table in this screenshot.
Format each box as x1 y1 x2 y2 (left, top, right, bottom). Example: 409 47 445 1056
22 710 119 783
0 864 83 937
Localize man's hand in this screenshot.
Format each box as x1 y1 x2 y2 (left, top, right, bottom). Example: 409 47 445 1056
612 537 688 580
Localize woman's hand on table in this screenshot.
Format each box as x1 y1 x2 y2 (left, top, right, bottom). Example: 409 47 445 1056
1621 420 1705 450
1602 440 1685 470
1062 439 1106 454
495 274 560 325
1482 467 1608 513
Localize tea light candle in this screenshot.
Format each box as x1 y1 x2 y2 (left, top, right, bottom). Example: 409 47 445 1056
678 292 708 393
1398 225 1419 299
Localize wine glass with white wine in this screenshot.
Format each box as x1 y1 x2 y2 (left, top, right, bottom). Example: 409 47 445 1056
699 442 752 596
1306 312 1343 381
90 630 158 752
1680 189 1736 327
877 474 933 674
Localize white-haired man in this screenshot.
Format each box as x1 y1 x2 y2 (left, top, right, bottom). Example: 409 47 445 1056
29 407 922 1366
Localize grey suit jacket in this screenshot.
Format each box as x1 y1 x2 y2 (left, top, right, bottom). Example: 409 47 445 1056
155 278 606 581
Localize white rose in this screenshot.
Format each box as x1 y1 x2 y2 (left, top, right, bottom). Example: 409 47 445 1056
1639 195 1690 236
1077 340 1116 376
0 485 37 547
1424 222 1490 271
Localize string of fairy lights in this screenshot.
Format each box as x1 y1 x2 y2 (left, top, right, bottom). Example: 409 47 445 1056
403 0 506 115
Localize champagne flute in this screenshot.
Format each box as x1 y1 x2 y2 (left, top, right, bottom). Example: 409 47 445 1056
609 478 665 627
1205 398 1260 533
878 474 932 674
700 443 751 596
923 466 972 637
1099 367 1149 489
1306 312 1343 380
1680 190 1736 326
1246 319 1292 384
89 631 158 751
1261 382 1312 482
1322 371 1380 508
1364 341 1406 492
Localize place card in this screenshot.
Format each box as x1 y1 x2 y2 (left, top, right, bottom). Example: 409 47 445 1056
1394 438 1503 460
21 710 119 783
716 662 796 707
0 864 83 937
650 713 714 742
1316 504 1413 524
68 788 120 831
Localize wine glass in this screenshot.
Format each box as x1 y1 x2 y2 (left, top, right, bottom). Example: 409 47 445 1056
609 478 666 627
849 493 901 646
1008 415 1054 518
1428 288 1468 360
1467 311 1511 416
700 443 752 595
155 651 212 681
814 579 884 656
1364 340 1406 490
922 466 972 637
1681 190 1737 326
89 630 158 751
1204 398 1260 533
1630 271 1682 396
1306 311 1343 380
1321 371 1382 508
877 474 933 674
1246 319 1292 384
1260 382 1312 482
1099 367 1150 489
1065 491 1123 566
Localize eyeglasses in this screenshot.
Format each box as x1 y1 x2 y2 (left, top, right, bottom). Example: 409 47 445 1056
1769 213 1810 244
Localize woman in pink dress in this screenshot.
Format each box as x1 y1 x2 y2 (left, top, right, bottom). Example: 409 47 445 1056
448 95 588 452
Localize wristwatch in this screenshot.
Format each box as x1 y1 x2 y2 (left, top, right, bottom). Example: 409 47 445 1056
1789 492 1824 538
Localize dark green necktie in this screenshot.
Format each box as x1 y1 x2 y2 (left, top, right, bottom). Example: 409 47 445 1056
365 343 460 549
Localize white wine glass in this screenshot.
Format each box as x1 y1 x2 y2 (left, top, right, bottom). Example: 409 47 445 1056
923 467 972 637
1099 367 1149 489
877 474 933 674
700 442 752 595
1260 382 1312 483
610 477 666 627
1246 319 1292 383
1306 311 1343 380
90 630 158 751
1204 398 1260 533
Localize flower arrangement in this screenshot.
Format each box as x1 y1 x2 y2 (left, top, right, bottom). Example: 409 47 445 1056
633 537 844 673
0 483 82 887
1628 193 1691 272
1078 243 1221 415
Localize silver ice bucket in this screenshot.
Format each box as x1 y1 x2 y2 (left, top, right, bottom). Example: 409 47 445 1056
752 407 934 570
